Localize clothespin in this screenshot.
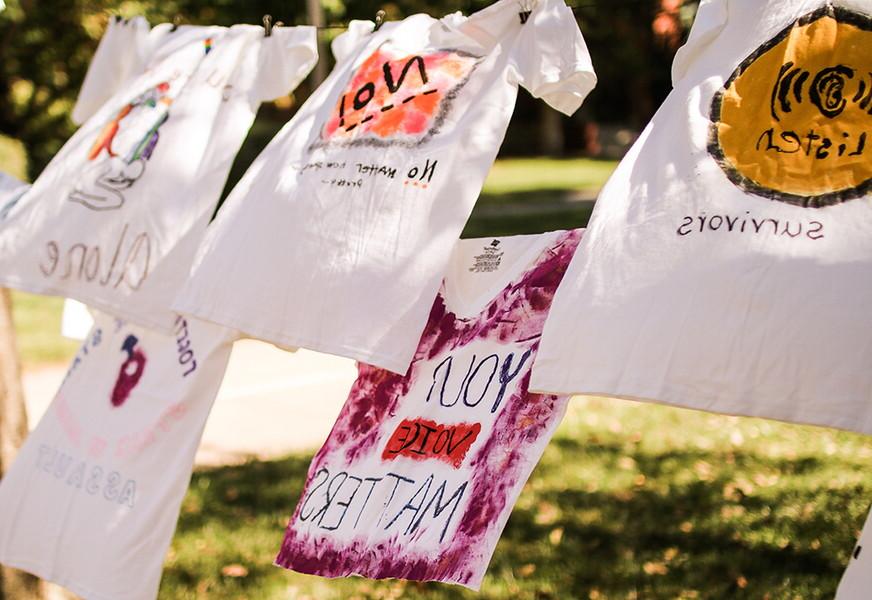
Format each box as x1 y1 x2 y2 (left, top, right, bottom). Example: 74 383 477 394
373 10 386 33
170 14 182 32
518 0 534 24
263 14 274 37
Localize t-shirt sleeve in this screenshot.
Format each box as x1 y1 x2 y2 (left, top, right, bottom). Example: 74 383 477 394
71 16 151 125
510 0 597 116
670 0 728 86
330 20 375 64
252 26 319 102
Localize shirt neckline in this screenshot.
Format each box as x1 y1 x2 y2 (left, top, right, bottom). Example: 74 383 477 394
441 229 567 320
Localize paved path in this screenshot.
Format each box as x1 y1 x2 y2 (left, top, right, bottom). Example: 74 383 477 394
22 341 357 467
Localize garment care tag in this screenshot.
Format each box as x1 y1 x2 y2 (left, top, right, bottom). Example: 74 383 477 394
468 239 504 273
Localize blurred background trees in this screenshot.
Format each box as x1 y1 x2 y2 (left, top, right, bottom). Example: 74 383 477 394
0 0 697 182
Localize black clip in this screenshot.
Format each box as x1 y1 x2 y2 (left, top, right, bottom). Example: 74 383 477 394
518 0 534 24
373 10 386 32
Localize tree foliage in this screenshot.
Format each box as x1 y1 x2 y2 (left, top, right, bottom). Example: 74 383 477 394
0 0 695 179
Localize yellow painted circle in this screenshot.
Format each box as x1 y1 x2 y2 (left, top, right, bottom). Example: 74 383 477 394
709 6 872 207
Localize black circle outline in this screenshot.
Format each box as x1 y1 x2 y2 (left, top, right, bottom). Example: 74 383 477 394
708 5 872 208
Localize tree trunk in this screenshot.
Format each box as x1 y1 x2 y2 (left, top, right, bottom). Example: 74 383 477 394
306 0 328 85
0 288 44 599
538 103 565 156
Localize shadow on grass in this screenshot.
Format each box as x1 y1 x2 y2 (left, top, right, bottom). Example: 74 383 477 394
163 433 866 600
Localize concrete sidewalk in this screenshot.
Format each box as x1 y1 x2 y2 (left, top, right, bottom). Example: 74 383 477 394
22 340 357 467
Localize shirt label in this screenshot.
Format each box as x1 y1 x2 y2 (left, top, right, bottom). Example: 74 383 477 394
469 240 503 273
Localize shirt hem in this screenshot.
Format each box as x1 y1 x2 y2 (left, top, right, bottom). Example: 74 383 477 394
529 372 872 436
0 555 149 600
0 274 175 333
173 303 412 375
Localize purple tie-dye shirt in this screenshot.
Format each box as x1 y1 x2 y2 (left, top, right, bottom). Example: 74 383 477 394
276 229 582 589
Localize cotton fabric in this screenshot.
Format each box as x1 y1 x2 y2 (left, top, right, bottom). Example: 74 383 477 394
837 505 872 598
174 0 596 374
0 172 28 223
530 0 872 434
0 312 233 600
0 19 317 331
276 230 581 589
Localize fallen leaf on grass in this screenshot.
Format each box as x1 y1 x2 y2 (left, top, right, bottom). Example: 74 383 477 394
221 564 249 577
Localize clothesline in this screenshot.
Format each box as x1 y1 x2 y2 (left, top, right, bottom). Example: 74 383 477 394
305 0 692 31
132 0 692 34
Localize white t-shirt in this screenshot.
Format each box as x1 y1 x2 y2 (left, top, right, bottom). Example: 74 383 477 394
0 312 233 600
62 298 95 340
0 172 28 223
0 18 317 332
530 0 872 434
837 505 872 599
275 229 581 589
173 0 596 374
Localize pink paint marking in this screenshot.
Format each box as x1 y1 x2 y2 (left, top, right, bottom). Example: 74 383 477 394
111 334 146 408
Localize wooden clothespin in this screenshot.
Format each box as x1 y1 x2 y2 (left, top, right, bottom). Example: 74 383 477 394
170 14 183 32
373 9 386 32
263 14 274 37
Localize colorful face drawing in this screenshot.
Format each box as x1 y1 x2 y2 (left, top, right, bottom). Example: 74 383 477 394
69 81 173 212
111 334 147 407
709 6 872 207
68 37 212 212
87 81 172 165
316 44 480 149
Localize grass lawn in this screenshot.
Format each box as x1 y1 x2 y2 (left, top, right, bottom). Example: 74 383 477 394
479 157 616 197
9 291 79 368
163 397 872 599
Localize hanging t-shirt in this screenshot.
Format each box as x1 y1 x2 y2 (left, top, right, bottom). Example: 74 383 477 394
0 18 317 331
0 172 28 223
0 312 233 600
837 505 872 599
62 298 95 340
530 0 872 434
173 0 596 374
275 229 581 589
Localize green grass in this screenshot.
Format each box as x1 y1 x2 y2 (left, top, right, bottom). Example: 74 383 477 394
480 158 617 197
9 291 78 367
162 398 872 599
0 134 28 181
462 157 616 238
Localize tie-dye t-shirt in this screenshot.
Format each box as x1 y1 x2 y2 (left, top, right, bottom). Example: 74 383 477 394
174 0 596 374
275 229 581 589
0 312 233 600
0 18 317 332
837 505 872 599
530 0 872 434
